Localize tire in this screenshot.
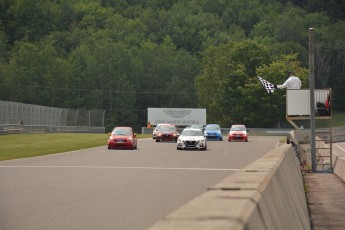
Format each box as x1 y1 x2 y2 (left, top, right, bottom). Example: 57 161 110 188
156 139 159 142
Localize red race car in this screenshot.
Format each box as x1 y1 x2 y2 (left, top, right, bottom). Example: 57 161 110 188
228 124 249 142
107 127 137 149
155 124 179 142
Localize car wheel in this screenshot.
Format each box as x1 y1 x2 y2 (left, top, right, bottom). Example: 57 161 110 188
108 146 111 150
156 139 159 142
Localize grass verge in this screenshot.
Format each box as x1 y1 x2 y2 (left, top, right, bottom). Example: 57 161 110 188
0 133 151 161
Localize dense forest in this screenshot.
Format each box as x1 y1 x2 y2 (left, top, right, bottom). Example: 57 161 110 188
0 0 344 131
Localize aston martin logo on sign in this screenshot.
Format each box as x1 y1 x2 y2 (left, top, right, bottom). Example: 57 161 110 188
148 108 206 125
163 109 192 118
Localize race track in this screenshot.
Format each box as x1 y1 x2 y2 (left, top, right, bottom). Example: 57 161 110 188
0 136 281 230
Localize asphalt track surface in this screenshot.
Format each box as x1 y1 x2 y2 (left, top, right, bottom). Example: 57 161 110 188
0 136 281 230
334 142 345 157
305 141 345 230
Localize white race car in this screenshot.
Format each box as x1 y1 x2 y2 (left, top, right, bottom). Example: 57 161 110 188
177 128 207 150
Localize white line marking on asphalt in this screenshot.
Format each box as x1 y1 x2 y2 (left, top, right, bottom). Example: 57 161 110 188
0 165 240 171
335 144 345 152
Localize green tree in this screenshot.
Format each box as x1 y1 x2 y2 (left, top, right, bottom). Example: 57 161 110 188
195 39 270 126
1 0 344 129
157 1 227 54
316 21 345 110
250 4 310 63
251 54 309 127
133 37 199 112
3 41 72 106
0 23 8 61
0 26 7 99
6 0 66 42
222 0 265 34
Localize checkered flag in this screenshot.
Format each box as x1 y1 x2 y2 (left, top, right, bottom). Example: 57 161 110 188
258 76 275 93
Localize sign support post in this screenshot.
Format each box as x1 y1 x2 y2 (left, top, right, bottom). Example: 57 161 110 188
309 28 317 172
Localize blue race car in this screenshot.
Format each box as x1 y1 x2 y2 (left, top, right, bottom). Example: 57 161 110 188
204 124 223 141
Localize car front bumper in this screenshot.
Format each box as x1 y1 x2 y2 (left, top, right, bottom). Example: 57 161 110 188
156 134 178 142
204 134 222 141
177 140 206 150
108 140 136 149
228 135 248 141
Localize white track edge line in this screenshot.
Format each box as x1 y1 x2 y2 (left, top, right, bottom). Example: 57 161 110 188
0 165 239 171
335 144 345 152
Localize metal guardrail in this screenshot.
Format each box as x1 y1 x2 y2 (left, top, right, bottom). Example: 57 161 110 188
0 101 105 127
142 126 345 142
0 125 105 134
2 124 344 142
141 127 292 136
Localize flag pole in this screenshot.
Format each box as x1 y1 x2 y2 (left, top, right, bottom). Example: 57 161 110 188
309 28 316 172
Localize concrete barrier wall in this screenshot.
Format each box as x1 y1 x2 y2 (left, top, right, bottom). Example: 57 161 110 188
330 127 345 181
148 143 310 230
292 127 345 182
333 151 345 182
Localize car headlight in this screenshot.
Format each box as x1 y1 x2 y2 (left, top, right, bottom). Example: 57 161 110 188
109 136 115 140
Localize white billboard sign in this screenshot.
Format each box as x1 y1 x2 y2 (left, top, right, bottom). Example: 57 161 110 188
148 108 206 126
287 89 330 116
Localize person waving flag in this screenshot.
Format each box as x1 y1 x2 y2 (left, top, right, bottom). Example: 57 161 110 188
258 76 275 93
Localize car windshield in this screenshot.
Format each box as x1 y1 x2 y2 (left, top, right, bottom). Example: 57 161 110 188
231 126 246 131
206 125 220 130
112 128 132 136
181 129 203 136
160 125 176 131
190 125 204 129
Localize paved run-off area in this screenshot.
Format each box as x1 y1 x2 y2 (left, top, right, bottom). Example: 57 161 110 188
304 173 345 230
